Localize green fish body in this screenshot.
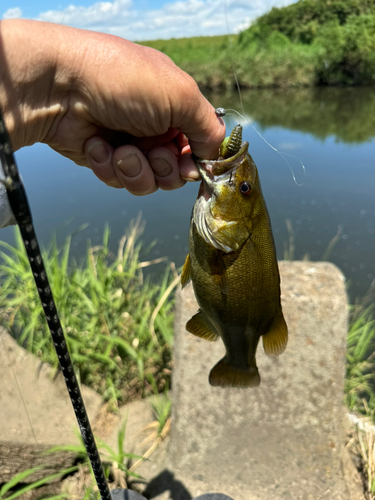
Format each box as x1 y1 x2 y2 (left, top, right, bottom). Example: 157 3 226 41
181 125 288 388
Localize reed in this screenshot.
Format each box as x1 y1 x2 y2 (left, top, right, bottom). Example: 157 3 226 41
0 217 175 406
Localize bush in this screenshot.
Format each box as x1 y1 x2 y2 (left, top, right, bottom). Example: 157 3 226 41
247 0 375 45
314 14 375 84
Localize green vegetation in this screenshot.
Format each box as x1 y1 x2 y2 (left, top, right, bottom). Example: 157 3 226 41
0 465 78 500
0 218 175 406
345 289 375 419
141 0 375 88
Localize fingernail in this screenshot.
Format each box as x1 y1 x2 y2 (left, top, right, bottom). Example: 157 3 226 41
181 176 199 182
150 158 172 177
87 141 109 164
118 153 142 178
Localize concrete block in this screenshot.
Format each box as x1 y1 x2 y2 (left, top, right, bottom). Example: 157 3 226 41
170 261 351 499
0 327 102 445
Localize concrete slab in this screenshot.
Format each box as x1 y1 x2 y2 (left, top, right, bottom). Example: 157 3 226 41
0 327 102 445
169 261 351 500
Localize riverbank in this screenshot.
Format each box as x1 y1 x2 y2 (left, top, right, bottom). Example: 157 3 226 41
140 0 375 89
0 222 374 420
141 34 318 90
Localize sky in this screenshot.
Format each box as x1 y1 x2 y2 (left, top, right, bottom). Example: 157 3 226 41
1 0 297 41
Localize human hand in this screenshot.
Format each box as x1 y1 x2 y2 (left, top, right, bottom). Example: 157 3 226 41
0 20 225 195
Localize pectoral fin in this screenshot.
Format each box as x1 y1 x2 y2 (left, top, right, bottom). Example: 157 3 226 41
181 254 191 289
262 313 288 357
186 310 219 342
217 254 229 295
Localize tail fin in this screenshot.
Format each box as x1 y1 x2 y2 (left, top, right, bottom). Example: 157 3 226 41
209 358 260 388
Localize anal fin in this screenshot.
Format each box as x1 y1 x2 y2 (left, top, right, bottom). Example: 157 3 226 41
181 254 191 289
209 358 260 388
262 313 288 357
186 310 219 342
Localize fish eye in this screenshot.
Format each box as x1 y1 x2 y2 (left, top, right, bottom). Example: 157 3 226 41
239 181 252 196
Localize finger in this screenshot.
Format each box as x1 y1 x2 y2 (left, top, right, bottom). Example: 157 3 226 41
147 146 186 191
85 137 122 188
176 133 189 149
130 127 180 150
179 147 201 182
170 79 226 160
113 145 158 196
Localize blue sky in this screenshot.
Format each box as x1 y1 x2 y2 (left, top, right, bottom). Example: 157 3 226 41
1 0 297 41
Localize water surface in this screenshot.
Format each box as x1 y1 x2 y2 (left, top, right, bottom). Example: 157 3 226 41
3 87 375 302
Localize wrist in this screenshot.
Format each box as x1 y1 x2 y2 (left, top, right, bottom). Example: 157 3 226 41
0 19 72 151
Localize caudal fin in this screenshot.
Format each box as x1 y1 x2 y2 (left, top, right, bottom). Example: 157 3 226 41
209 358 260 388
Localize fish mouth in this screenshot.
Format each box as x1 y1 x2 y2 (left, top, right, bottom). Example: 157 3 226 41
192 137 250 253
194 140 249 194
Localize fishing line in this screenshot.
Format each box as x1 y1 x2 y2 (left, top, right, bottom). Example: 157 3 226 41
223 108 306 187
221 0 306 187
223 0 244 119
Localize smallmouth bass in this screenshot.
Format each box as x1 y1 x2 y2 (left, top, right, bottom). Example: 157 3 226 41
181 124 288 388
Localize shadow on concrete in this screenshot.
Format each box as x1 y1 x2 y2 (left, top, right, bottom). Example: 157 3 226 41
143 469 192 500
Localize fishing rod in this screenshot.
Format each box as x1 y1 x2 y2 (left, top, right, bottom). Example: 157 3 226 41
0 107 112 500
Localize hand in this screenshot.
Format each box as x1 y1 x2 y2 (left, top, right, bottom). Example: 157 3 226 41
0 20 225 195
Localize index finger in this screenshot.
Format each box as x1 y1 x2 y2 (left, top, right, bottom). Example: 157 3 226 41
170 78 226 160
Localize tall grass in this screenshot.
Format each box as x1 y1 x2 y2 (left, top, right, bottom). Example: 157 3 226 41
0 217 175 405
345 283 375 419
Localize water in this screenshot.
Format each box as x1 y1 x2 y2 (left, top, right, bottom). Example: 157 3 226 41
3 87 375 302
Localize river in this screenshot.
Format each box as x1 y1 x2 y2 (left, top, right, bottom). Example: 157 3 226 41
3 87 375 303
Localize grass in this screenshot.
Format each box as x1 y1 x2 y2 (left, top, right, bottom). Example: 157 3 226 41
347 416 375 499
345 284 375 420
0 465 79 500
0 216 176 406
139 34 319 90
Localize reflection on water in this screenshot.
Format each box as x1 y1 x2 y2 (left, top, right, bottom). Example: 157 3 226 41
2 88 375 302
207 87 375 144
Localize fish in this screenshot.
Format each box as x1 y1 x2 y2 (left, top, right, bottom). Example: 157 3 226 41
181 124 288 388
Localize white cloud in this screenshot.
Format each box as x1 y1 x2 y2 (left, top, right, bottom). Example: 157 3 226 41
38 0 133 27
3 7 22 19
35 0 297 41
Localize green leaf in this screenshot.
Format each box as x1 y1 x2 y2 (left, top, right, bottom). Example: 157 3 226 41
0 467 42 496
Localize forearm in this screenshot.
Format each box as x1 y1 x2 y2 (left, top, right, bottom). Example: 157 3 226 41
0 19 75 151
